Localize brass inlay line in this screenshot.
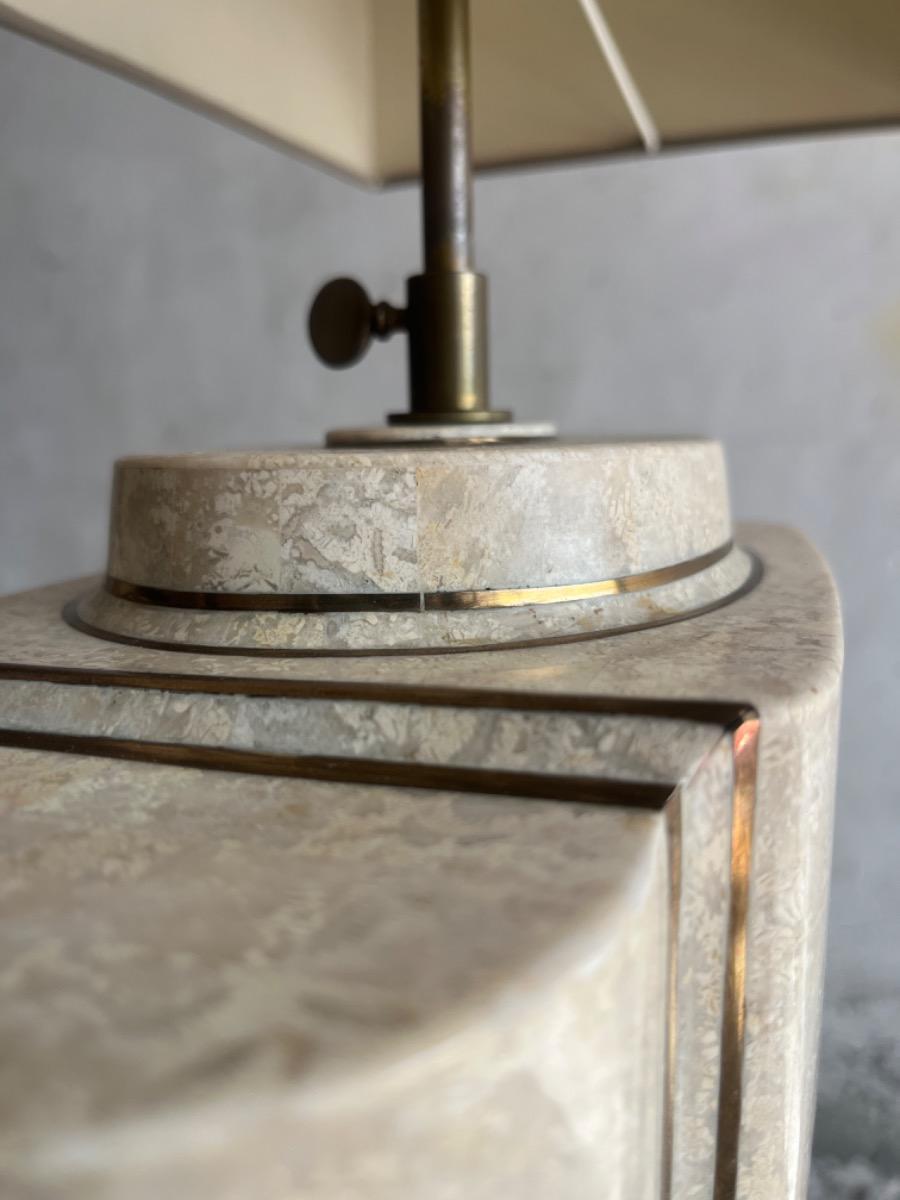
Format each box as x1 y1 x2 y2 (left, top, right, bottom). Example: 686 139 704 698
661 789 683 1200
0 660 756 725
70 550 761 658
0 727 673 810
0 661 759 1198
713 715 760 1200
104 541 733 613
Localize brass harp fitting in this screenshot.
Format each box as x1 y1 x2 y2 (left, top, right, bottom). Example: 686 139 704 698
308 0 510 425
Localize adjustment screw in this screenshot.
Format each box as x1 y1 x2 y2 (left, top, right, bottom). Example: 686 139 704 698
308 277 405 369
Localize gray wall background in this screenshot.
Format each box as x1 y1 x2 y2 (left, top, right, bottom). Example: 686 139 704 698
1 28 898 1196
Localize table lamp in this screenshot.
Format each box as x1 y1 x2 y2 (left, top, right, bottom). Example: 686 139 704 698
0 1 888 1196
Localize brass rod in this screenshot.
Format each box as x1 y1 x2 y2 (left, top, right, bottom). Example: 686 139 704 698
311 0 515 424
418 0 474 273
395 0 507 422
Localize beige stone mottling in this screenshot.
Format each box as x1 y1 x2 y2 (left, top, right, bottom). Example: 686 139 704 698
671 737 734 1198
109 465 283 593
77 544 754 652
0 755 669 1200
279 463 418 593
415 438 729 591
106 440 731 596
0 521 842 1200
0 679 722 784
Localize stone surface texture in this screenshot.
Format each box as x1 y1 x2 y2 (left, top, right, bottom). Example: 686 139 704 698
0 521 842 1200
107 441 731 595
0 756 668 1200
95 439 746 652
0 680 715 784
670 737 735 1198
1 41 893 1187
76 544 754 652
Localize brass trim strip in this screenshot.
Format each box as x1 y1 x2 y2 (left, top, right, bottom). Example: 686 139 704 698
104 541 733 613
0 660 755 725
713 715 760 1200
0 726 673 810
661 788 683 1200
68 550 761 659
0 666 758 1199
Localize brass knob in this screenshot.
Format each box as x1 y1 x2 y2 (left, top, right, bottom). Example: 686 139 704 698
308 277 406 369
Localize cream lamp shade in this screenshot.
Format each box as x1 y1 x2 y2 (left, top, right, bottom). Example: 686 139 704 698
0 0 899 183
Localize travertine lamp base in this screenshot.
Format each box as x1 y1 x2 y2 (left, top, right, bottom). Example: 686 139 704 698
74 439 753 654
0 437 841 1200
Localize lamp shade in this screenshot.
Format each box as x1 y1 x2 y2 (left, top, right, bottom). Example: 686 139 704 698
1 0 899 183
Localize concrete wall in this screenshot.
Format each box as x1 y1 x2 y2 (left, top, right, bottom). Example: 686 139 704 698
1 27 898 1194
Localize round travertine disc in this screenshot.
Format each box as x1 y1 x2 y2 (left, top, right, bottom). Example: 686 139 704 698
79 439 745 653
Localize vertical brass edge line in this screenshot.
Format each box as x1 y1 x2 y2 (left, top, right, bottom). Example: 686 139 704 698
661 788 683 1200
713 715 761 1200
0 681 761 1197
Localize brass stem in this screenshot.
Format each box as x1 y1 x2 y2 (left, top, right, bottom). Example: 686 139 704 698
310 0 513 425
419 0 474 274
390 0 509 424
